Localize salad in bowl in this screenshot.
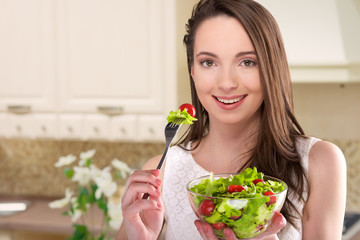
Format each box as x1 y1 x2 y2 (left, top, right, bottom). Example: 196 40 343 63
186 167 288 239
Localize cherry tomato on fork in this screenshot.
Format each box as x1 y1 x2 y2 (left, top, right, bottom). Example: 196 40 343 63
179 103 196 117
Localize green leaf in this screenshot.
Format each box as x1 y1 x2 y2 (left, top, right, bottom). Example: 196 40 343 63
67 224 90 240
115 172 122 179
64 167 74 179
97 233 105 240
62 211 71 216
97 196 108 215
77 187 90 212
85 159 92 167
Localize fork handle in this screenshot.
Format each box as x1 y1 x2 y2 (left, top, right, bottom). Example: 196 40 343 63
142 141 170 200
155 143 170 170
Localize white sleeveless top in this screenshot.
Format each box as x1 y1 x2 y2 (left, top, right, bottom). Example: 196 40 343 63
162 137 320 240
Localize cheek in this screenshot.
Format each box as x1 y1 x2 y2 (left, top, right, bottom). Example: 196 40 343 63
192 71 215 94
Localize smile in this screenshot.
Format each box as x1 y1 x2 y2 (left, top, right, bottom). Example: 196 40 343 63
215 95 247 104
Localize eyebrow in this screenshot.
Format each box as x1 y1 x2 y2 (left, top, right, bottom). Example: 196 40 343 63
196 51 256 58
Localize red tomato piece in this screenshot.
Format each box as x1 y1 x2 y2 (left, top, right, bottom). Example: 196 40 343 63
252 178 265 185
263 191 277 206
199 199 215 216
230 215 241 220
227 185 245 194
256 224 265 231
179 103 196 117
211 222 227 230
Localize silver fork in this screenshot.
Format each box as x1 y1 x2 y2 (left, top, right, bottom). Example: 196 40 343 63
142 119 182 199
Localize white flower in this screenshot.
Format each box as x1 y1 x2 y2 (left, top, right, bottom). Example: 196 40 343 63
79 149 96 166
90 165 112 182
94 177 117 199
54 154 76 168
107 200 123 229
111 159 132 178
70 197 83 222
72 167 91 185
48 188 73 209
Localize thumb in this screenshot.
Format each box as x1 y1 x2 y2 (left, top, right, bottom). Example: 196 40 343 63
265 211 287 234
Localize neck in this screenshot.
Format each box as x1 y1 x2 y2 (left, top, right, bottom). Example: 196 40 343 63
193 117 260 173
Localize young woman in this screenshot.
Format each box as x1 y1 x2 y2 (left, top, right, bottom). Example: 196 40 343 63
118 0 347 239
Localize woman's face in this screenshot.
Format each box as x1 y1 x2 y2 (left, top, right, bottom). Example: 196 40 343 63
191 15 264 126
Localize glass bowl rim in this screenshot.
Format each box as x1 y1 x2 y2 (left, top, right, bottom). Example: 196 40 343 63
186 173 288 200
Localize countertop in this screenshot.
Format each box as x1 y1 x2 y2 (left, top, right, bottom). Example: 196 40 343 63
0 196 103 235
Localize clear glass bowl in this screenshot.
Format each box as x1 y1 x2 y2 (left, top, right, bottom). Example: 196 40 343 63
186 173 288 239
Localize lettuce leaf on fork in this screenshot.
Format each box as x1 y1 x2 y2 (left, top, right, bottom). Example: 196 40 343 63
166 109 197 125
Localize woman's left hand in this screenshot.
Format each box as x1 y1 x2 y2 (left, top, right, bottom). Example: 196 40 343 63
194 211 286 240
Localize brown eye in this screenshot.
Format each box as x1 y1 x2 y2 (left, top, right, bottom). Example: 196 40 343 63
201 60 214 67
241 59 256 67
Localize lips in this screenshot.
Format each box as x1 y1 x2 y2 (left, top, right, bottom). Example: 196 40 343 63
213 95 247 110
215 95 247 105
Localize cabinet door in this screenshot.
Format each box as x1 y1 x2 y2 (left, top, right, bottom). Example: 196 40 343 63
0 0 56 112
56 0 177 115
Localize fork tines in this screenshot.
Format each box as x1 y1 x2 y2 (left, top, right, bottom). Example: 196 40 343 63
169 118 183 127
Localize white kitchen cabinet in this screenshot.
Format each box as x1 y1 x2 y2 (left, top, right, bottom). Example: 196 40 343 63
110 115 137 141
138 115 167 142
83 114 110 140
32 114 58 139
58 114 84 140
0 0 176 142
0 0 56 112
56 0 177 115
0 114 57 139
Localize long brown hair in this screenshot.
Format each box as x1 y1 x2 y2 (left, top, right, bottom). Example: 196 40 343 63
180 0 306 231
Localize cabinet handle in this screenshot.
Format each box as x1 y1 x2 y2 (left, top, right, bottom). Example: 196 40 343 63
97 106 124 116
7 105 31 114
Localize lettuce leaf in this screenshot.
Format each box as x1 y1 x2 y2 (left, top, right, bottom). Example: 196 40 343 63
166 109 197 125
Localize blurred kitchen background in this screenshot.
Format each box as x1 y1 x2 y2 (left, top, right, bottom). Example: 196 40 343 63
0 0 359 239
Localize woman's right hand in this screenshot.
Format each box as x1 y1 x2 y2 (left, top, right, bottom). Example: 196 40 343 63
120 169 164 240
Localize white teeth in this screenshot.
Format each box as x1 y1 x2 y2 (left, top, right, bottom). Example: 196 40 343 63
216 96 245 104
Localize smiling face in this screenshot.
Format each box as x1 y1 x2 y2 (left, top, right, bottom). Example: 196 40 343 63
191 15 264 127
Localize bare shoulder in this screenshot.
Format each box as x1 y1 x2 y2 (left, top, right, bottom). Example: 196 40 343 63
308 140 346 174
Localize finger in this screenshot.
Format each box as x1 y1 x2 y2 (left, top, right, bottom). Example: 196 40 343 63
265 211 286 234
122 198 161 218
125 169 161 190
255 211 286 238
122 182 161 207
194 220 208 239
223 228 238 240
194 220 218 240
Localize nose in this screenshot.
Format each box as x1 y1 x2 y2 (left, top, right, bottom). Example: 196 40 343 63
217 67 238 91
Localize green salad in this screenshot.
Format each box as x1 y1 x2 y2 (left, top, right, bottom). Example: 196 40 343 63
166 108 197 125
189 167 287 238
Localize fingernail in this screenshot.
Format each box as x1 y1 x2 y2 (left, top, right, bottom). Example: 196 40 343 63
153 169 160 175
156 178 162 185
194 221 199 230
279 215 286 226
